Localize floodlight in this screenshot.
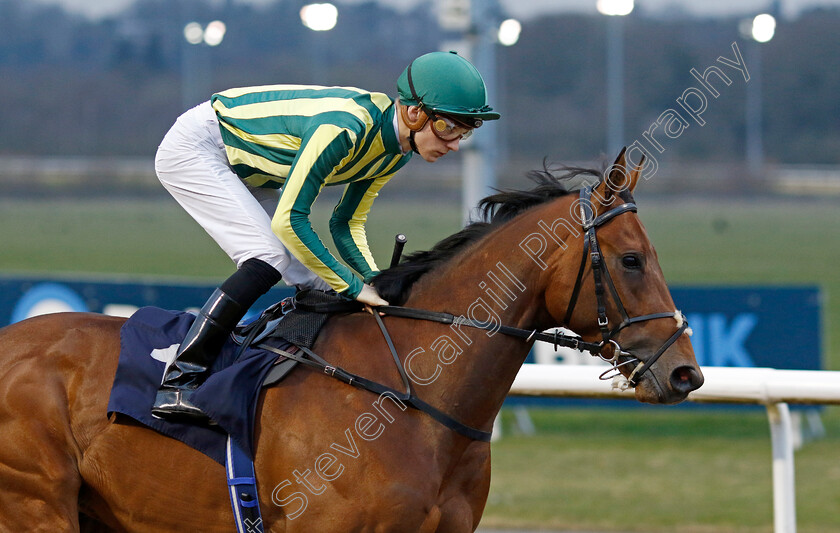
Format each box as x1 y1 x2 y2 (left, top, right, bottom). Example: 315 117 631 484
300 3 339 32
203 20 227 47
183 22 204 45
498 19 522 46
596 0 634 16
752 14 776 43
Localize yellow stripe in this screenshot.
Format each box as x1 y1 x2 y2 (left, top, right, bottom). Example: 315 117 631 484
224 145 292 178
370 92 393 113
376 155 403 176
270 124 356 293
291 123 356 184
218 120 303 153
215 96 374 129
274 183 350 293
333 133 386 181
215 84 317 99
243 174 281 188
344 175 393 271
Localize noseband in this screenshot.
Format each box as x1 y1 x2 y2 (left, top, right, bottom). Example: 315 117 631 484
562 186 690 386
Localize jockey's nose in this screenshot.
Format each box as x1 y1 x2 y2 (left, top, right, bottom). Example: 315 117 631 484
446 138 460 152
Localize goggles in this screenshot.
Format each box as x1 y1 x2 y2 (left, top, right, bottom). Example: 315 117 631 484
426 111 478 141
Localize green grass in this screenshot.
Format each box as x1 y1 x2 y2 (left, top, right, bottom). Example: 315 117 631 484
0 195 463 280
485 408 840 533
1 193 839 532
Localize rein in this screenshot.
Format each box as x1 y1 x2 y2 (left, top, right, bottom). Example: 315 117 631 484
376 305 603 353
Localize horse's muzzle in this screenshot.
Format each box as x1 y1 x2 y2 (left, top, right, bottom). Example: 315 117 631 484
669 364 704 397
632 360 704 404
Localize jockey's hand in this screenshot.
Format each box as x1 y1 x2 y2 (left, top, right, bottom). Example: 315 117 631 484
355 283 389 308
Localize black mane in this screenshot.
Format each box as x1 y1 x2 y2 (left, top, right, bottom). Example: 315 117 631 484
371 166 603 305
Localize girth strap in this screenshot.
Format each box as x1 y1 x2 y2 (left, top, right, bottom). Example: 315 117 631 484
225 436 264 533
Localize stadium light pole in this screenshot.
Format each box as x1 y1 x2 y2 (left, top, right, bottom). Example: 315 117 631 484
438 0 519 224
741 13 776 178
596 0 633 156
181 20 226 111
300 3 338 84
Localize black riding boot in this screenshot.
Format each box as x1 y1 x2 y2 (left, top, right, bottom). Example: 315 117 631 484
151 288 245 422
151 258 282 423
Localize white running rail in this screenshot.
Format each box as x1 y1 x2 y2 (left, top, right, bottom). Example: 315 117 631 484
509 365 840 533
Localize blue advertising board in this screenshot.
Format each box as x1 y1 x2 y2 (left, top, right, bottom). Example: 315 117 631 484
0 276 294 327
672 286 822 370
0 277 823 372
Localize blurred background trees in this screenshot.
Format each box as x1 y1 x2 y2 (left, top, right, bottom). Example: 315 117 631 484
1 0 838 168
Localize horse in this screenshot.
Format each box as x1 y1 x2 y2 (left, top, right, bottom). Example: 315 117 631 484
0 149 703 532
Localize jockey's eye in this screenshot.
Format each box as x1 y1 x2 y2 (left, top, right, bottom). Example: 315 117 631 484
427 112 474 141
621 253 643 270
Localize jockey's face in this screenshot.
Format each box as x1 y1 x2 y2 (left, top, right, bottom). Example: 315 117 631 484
413 119 463 162
400 105 464 163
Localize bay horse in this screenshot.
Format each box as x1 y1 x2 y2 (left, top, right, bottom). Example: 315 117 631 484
0 150 703 532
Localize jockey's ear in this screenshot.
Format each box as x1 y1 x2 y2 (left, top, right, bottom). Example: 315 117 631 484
400 103 428 132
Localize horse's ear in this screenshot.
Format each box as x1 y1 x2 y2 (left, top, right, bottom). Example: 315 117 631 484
626 154 644 194
594 147 634 204
609 146 644 195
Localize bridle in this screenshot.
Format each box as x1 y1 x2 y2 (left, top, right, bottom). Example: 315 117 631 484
379 185 689 388
561 186 690 387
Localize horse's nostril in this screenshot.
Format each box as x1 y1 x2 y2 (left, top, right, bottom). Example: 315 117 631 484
670 365 703 394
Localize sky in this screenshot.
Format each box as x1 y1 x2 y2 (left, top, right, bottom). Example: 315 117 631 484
29 0 840 21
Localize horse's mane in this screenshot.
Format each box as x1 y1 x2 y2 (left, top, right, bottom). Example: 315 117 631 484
372 165 604 305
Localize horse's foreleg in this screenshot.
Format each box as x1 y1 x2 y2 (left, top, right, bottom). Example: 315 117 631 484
434 442 492 533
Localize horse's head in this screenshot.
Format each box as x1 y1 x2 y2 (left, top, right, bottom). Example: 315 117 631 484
375 150 702 404
541 149 703 404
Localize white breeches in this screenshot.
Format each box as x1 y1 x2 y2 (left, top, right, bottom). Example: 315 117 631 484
154 101 330 291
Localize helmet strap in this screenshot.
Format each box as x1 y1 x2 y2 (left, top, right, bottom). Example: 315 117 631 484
409 130 420 154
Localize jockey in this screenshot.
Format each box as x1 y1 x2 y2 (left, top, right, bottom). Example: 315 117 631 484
151 51 500 422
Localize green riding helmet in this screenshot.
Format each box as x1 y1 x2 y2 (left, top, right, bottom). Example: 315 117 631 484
397 51 500 128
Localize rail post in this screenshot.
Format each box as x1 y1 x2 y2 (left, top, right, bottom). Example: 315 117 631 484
767 402 796 533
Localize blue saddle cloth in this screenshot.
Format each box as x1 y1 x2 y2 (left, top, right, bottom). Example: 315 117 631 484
107 307 283 465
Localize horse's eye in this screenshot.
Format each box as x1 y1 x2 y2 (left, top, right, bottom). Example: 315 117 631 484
622 254 643 270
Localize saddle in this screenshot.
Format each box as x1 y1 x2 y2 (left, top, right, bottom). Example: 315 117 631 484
233 289 363 387
109 290 362 463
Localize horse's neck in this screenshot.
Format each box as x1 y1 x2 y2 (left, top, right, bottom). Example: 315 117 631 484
400 213 564 432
